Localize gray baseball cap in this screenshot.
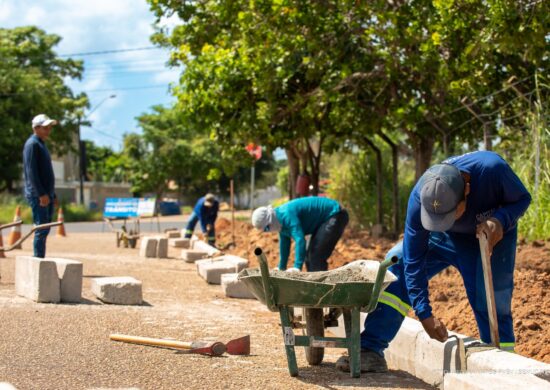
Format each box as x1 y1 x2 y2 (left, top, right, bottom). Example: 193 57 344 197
419 164 465 232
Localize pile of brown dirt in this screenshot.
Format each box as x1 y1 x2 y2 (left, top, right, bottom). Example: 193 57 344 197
215 217 550 363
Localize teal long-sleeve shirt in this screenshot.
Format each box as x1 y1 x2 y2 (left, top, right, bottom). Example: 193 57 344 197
274 197 341 270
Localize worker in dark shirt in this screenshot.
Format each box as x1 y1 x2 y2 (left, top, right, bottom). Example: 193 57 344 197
336 151 531 373
184 193 219 247
23 114 58 258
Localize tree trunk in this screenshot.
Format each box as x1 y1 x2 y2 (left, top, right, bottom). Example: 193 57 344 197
307 136 323 196
378 131 400 235
285 147 299 199
362 137 383 226
413 134 435 181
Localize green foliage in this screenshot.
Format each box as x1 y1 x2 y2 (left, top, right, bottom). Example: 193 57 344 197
0 193 101 224
0 26 88 191
326 152 415 229
276 165 289 196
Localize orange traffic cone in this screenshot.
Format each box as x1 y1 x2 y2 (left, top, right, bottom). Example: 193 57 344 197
0 230 6 258
56 208 66 237
7 205 22 249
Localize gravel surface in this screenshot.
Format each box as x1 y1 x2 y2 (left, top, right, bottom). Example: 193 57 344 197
0 233 433 390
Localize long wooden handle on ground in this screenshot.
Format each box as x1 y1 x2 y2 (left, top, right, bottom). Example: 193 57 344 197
110 334 226 356
479 234 500 348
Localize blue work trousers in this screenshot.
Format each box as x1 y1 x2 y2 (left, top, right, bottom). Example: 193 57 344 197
361 229 517 355
184 212 215 246
27 196 54 258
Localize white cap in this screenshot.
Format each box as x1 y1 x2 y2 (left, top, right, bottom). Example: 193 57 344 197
32 114 57 128
251 205 281 232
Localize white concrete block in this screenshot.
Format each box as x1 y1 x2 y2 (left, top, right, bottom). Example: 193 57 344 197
413 329 468 386
139 237 157 258
51 258 83 303
15 256 60 303
91 277 143 305
191 240 220 256
181 249 209 263
169 238 190 248
444 373 550 390
166 230 181 238
326 311 367 338
156 237 168 258
221 273 256 299
196 255 248 284
385 316 424 375
467 348 550 376
0 383 18 390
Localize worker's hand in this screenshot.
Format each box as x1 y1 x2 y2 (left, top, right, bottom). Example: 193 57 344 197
420 316 448 342
206 224 212 232
273 267 280 271
286 267 300 273
476 217 503 254
39 194 50 207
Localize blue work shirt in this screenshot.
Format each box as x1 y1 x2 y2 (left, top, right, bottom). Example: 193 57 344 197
403 151 531 320
275 197 341 270
23 134 55 199
193 196 219 231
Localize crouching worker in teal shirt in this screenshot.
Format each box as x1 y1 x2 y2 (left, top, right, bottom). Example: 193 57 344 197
251 197 349 272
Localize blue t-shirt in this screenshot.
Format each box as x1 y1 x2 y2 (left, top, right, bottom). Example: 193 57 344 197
193 196 219 231
275 197 341 270
23 134 55 198
403 151 531 320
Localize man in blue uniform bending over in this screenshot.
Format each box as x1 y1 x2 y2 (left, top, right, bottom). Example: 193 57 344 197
336 151 531 373
184 193 219 247
251 197 349 272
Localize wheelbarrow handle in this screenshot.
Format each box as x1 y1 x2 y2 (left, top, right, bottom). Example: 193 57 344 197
0 220 23 231
364 255 398 313
254 247 278 312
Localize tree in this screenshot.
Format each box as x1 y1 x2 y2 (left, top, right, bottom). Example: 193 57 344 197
0 26 88 191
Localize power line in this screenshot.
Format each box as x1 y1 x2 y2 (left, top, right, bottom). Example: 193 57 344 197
0 84 170 97
59 46 161 57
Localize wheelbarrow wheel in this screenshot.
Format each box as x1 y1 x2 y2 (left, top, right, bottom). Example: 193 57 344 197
304 308 324 365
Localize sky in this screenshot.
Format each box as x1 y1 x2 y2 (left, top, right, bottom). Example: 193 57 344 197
0 0 180 151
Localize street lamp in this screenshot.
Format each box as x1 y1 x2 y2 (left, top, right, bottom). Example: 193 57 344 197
78 94 116 205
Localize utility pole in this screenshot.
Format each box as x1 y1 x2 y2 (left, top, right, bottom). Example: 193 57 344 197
77 94 116 205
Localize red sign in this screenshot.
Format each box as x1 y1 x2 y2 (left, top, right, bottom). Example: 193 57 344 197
246 143 262 161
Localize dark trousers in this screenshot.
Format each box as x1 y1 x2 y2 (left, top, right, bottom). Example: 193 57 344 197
27 196 54 258
305 209 349 272
184 212 216 246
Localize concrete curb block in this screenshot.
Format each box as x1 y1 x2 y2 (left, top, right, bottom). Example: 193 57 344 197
196 255 248 284
328 314 550 389
191 240 221 256
181 250 209 263
221 273 256 299
91 276 143 305
169 238 190 248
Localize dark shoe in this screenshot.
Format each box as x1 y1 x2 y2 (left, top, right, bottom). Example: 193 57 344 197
335 350 388 373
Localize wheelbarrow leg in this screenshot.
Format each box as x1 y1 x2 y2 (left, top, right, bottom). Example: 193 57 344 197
350 307 361 378
279 306 299 377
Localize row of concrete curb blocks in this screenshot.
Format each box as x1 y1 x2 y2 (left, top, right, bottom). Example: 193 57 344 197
328 315 550 389
15 256 82 303
196 255 248 284
444 372 550 389
169 238 191 249
221 273 256 299
139 237 168 258
91 277 143 305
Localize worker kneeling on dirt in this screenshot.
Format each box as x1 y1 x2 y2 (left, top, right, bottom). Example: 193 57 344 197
184 193 219 247
335 151 531 374
251 197 349 272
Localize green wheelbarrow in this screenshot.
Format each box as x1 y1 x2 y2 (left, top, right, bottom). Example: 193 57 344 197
238 247 397 378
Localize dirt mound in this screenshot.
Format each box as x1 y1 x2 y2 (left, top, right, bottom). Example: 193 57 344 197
215 218 550 363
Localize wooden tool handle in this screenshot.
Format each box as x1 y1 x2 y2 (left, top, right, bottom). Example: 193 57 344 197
110 334 193 349
479 234 500 348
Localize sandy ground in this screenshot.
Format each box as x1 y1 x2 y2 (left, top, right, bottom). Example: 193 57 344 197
0 232 433 390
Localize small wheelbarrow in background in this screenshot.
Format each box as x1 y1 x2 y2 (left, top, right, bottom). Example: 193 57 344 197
238 247 397 378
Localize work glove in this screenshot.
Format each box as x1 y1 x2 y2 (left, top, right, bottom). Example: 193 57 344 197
420 315 448 342
476 217 503 255
286 267 301 273
273 267 280 271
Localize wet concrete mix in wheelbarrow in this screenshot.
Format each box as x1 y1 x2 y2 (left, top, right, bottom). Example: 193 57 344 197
216 217 550 363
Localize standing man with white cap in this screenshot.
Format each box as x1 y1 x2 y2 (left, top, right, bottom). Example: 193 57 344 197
336 151 531 373
23 114 58 258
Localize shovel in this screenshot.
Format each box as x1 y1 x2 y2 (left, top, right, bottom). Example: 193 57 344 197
110 334 250 356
